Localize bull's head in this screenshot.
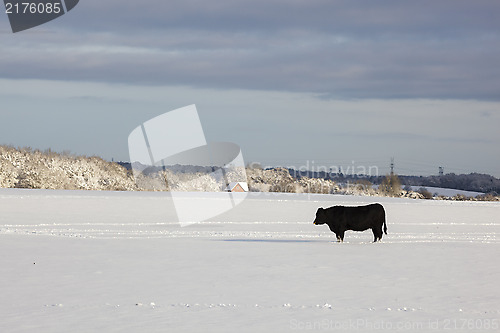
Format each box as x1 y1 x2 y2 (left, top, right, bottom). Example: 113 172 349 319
313 207 328 225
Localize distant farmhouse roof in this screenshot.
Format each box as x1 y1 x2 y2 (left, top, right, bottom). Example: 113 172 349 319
225 182 249 192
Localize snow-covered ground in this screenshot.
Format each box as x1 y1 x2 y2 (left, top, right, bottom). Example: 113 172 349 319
1 188 499 332
404 186 485 198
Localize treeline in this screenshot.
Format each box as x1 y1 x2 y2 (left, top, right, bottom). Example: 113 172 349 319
289 169 500 195
1 145 498 201
399 174 500 195
0 145 137 191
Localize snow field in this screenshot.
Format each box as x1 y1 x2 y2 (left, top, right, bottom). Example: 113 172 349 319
0 189 499 332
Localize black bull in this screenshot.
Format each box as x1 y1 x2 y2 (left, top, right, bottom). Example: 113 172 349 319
313 203 387 242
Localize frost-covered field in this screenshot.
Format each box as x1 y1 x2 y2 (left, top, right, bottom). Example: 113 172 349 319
1 189 499 332
404 186 485 198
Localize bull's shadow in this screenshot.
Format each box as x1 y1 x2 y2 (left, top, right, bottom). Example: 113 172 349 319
218 238 381 244
219 239 324 243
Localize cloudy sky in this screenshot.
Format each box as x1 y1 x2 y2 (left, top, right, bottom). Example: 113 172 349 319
1 0 499 176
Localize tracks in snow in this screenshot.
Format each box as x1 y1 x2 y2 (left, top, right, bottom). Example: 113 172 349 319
1 221 498 243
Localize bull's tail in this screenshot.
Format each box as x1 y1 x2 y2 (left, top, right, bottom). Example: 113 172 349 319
382 208 387 235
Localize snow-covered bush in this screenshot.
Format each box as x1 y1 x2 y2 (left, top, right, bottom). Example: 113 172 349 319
0 145 137 191
134 166 242 192
297 177 337 194
378 174 403 197
417 187 433 199
246 167 296 192
246 167 337 194
0 155 19 188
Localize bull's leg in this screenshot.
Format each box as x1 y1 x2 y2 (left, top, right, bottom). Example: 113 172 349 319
335 234 341 242
338 230 345 242
372 228 382 242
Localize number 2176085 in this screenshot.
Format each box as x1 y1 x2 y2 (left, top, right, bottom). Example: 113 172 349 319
5 2 62 14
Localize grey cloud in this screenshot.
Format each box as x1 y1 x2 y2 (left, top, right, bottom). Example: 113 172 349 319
2 0 500 100
67 0 500 36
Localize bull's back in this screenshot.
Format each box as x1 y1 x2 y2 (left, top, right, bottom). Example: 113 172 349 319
343 203 385 230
